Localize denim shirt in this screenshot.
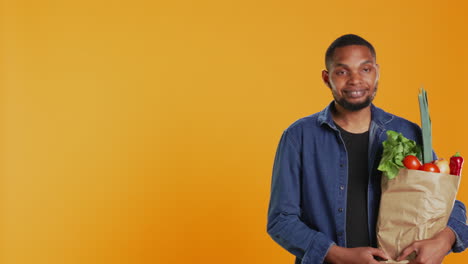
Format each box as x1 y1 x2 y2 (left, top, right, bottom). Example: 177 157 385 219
267 102 468 264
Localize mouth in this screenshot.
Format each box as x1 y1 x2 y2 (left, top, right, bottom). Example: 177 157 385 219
343 89 367 99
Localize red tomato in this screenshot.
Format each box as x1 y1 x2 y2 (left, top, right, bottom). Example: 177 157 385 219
403 155 422 170
419 163 441 173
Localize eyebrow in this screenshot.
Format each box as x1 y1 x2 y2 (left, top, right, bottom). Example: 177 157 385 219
361 60 374 65
334 60 374 68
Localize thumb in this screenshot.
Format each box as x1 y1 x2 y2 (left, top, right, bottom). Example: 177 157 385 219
369 247 389 260
397 244 416 261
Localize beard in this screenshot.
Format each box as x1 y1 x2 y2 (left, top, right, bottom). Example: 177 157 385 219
333 83 378 111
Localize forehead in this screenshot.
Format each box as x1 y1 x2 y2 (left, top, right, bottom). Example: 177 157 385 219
331 45 375 67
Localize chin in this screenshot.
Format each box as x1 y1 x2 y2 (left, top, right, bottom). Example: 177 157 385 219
336 97 373 111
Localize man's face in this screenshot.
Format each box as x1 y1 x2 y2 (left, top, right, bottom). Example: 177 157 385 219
322 45 379 111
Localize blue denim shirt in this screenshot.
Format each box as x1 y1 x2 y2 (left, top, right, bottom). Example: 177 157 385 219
267 102 468 264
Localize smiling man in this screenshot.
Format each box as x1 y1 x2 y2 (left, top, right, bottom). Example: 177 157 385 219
324 44 378 113
267 34 468 264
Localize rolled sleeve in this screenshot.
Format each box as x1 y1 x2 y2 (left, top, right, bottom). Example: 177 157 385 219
267 212 336 263
447 200 468 252
302 233 335 264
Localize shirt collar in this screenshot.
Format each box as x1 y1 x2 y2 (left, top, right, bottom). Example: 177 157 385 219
317 101 394 129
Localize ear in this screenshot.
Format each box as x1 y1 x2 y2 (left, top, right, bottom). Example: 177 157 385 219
322 70 331 89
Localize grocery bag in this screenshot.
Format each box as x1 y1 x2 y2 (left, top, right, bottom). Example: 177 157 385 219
376 168 460 262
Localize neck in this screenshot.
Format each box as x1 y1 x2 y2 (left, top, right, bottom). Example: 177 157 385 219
332 102 371 133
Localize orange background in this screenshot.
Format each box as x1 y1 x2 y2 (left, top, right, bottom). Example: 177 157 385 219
2 0 468 263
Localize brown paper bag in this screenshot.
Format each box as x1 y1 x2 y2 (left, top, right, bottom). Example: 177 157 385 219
376 168 460 262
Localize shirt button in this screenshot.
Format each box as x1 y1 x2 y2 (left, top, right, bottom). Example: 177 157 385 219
337 231 343 236
338 208 343 212
340 185 345 190
340 164 344 168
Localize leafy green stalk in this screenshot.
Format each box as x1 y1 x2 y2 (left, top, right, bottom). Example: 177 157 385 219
377 130 422 180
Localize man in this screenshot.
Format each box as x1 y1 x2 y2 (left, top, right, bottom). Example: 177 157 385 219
267 34 467 264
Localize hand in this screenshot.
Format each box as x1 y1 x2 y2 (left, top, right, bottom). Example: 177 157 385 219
397 227 455 264
325 245 389 264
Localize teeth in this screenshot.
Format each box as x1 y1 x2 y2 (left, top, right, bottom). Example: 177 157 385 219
346 90 365 98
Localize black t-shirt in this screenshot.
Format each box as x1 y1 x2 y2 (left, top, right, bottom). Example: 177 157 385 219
336 124 370 248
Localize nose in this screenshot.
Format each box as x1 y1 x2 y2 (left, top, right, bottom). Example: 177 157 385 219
348 72 362 85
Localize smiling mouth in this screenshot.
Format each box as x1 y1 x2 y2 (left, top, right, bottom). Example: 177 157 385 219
344 90 367 98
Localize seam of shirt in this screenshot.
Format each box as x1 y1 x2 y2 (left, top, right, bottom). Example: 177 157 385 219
284 130 300 156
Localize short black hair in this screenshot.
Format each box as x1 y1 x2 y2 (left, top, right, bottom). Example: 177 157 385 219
325 34 376 70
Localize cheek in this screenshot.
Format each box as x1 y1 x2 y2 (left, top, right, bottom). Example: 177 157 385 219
330 77 344 88
329 81 340 92
364 74 378 84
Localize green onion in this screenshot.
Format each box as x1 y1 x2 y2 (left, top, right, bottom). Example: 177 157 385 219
418 87 433 163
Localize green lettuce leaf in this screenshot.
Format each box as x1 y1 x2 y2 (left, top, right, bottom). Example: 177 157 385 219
377 130 422 180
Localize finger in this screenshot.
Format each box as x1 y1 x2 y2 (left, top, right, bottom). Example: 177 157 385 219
369 258 381 264
407 255 425 264
397 245 416 261
369 247 389 260
366 253 383 264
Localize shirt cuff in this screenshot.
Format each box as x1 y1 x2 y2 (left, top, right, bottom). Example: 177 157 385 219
447 218 465 252
301 232 335 264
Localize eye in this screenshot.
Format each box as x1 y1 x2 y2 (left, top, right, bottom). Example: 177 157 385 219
336 70 347 76
362 67 372 73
